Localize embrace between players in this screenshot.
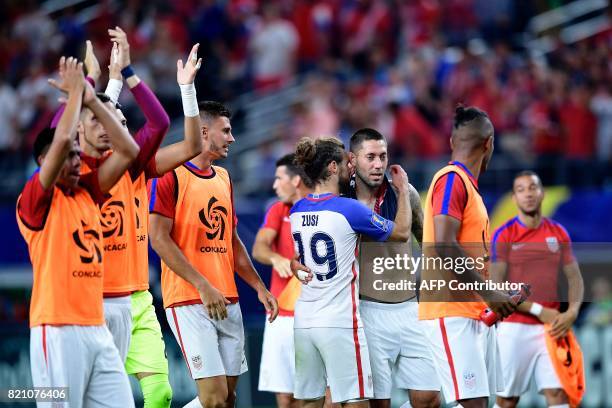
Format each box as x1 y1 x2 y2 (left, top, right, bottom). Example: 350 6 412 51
258 108 584 408
16 27 584 408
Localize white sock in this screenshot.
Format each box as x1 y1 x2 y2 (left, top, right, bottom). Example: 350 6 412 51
400 401 412 408
183 397 203 408
549 405 570 408
493 405 503 408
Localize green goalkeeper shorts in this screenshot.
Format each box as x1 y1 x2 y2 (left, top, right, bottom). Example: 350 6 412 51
125 290 169 375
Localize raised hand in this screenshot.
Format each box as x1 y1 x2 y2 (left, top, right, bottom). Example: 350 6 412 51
389 164 409 194
107 26 131 69
83 40 101 82
48 57 85 95
177 43 202 85
108 42 122 80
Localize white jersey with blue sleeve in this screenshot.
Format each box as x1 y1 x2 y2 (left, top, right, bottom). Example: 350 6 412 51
290 193 394 329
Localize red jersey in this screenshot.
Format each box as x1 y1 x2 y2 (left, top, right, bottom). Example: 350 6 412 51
492 216 575 324
260 201 298 316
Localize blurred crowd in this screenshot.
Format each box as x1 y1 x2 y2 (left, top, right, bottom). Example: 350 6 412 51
0 0 611 327
0 0 611 192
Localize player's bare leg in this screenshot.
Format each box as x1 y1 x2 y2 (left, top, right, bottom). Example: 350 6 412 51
324 387 341 408
371 389 440 408
225 376 240 407
194 375 229 407
303 397 325 408
276 392 299 408
409 390 441 408
542 388 569 406
495 396 519 408
341 400 369 407
456 397 488 408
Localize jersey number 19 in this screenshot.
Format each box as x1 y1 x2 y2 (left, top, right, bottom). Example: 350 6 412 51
293 232 338 281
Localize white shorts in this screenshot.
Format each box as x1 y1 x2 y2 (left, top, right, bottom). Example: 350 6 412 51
104 296 133 363
360 300 439 398
30 324 134 408
258 315 295 394
497 322 562 397
422 317 503 403
166 303 247 379
294 327 373 403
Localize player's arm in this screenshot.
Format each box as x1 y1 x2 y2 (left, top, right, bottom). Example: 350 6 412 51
252 228 293 278
434 215 516 317
42 57 84 189
104 42 123 103
149 213 231 320
107 27 171 180
83 40 101 85
233 227 279 322
151 43 203 176
491 260 539 315
387 164 411 241
408 183 423 244
490 261 542 317
85 84 139 193
549 260 584 338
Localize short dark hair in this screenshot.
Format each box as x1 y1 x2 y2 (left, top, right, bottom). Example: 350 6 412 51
294 137 345 185
349 128 386 153
33 127 56 165
276 153 298 174
276 153 314 188
198 101 232 123
513 170 543 190
453 104 489 129
82 93 113 116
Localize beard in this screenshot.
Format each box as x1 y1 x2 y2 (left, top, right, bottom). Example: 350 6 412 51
356 169 384 189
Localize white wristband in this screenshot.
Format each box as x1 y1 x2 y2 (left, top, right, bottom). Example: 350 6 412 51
529 302 543 317
104 78 123 105
179 83 199 117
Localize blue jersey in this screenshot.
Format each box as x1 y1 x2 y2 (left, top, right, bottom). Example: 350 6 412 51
290 193 394 328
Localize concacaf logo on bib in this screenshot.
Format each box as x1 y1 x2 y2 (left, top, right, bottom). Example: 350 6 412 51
546 236 559 253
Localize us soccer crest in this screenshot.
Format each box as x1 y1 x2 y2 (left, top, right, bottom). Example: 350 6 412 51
192 355 203 370
463 371 476 390
546 236 559 253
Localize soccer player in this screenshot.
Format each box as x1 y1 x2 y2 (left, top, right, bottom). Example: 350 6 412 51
491 171 584 408
347 128 440 408
79 30 204 407
252 153 313 407
148 101 279 408
290 136 411 408
17 57 139 407
418 105 516 408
